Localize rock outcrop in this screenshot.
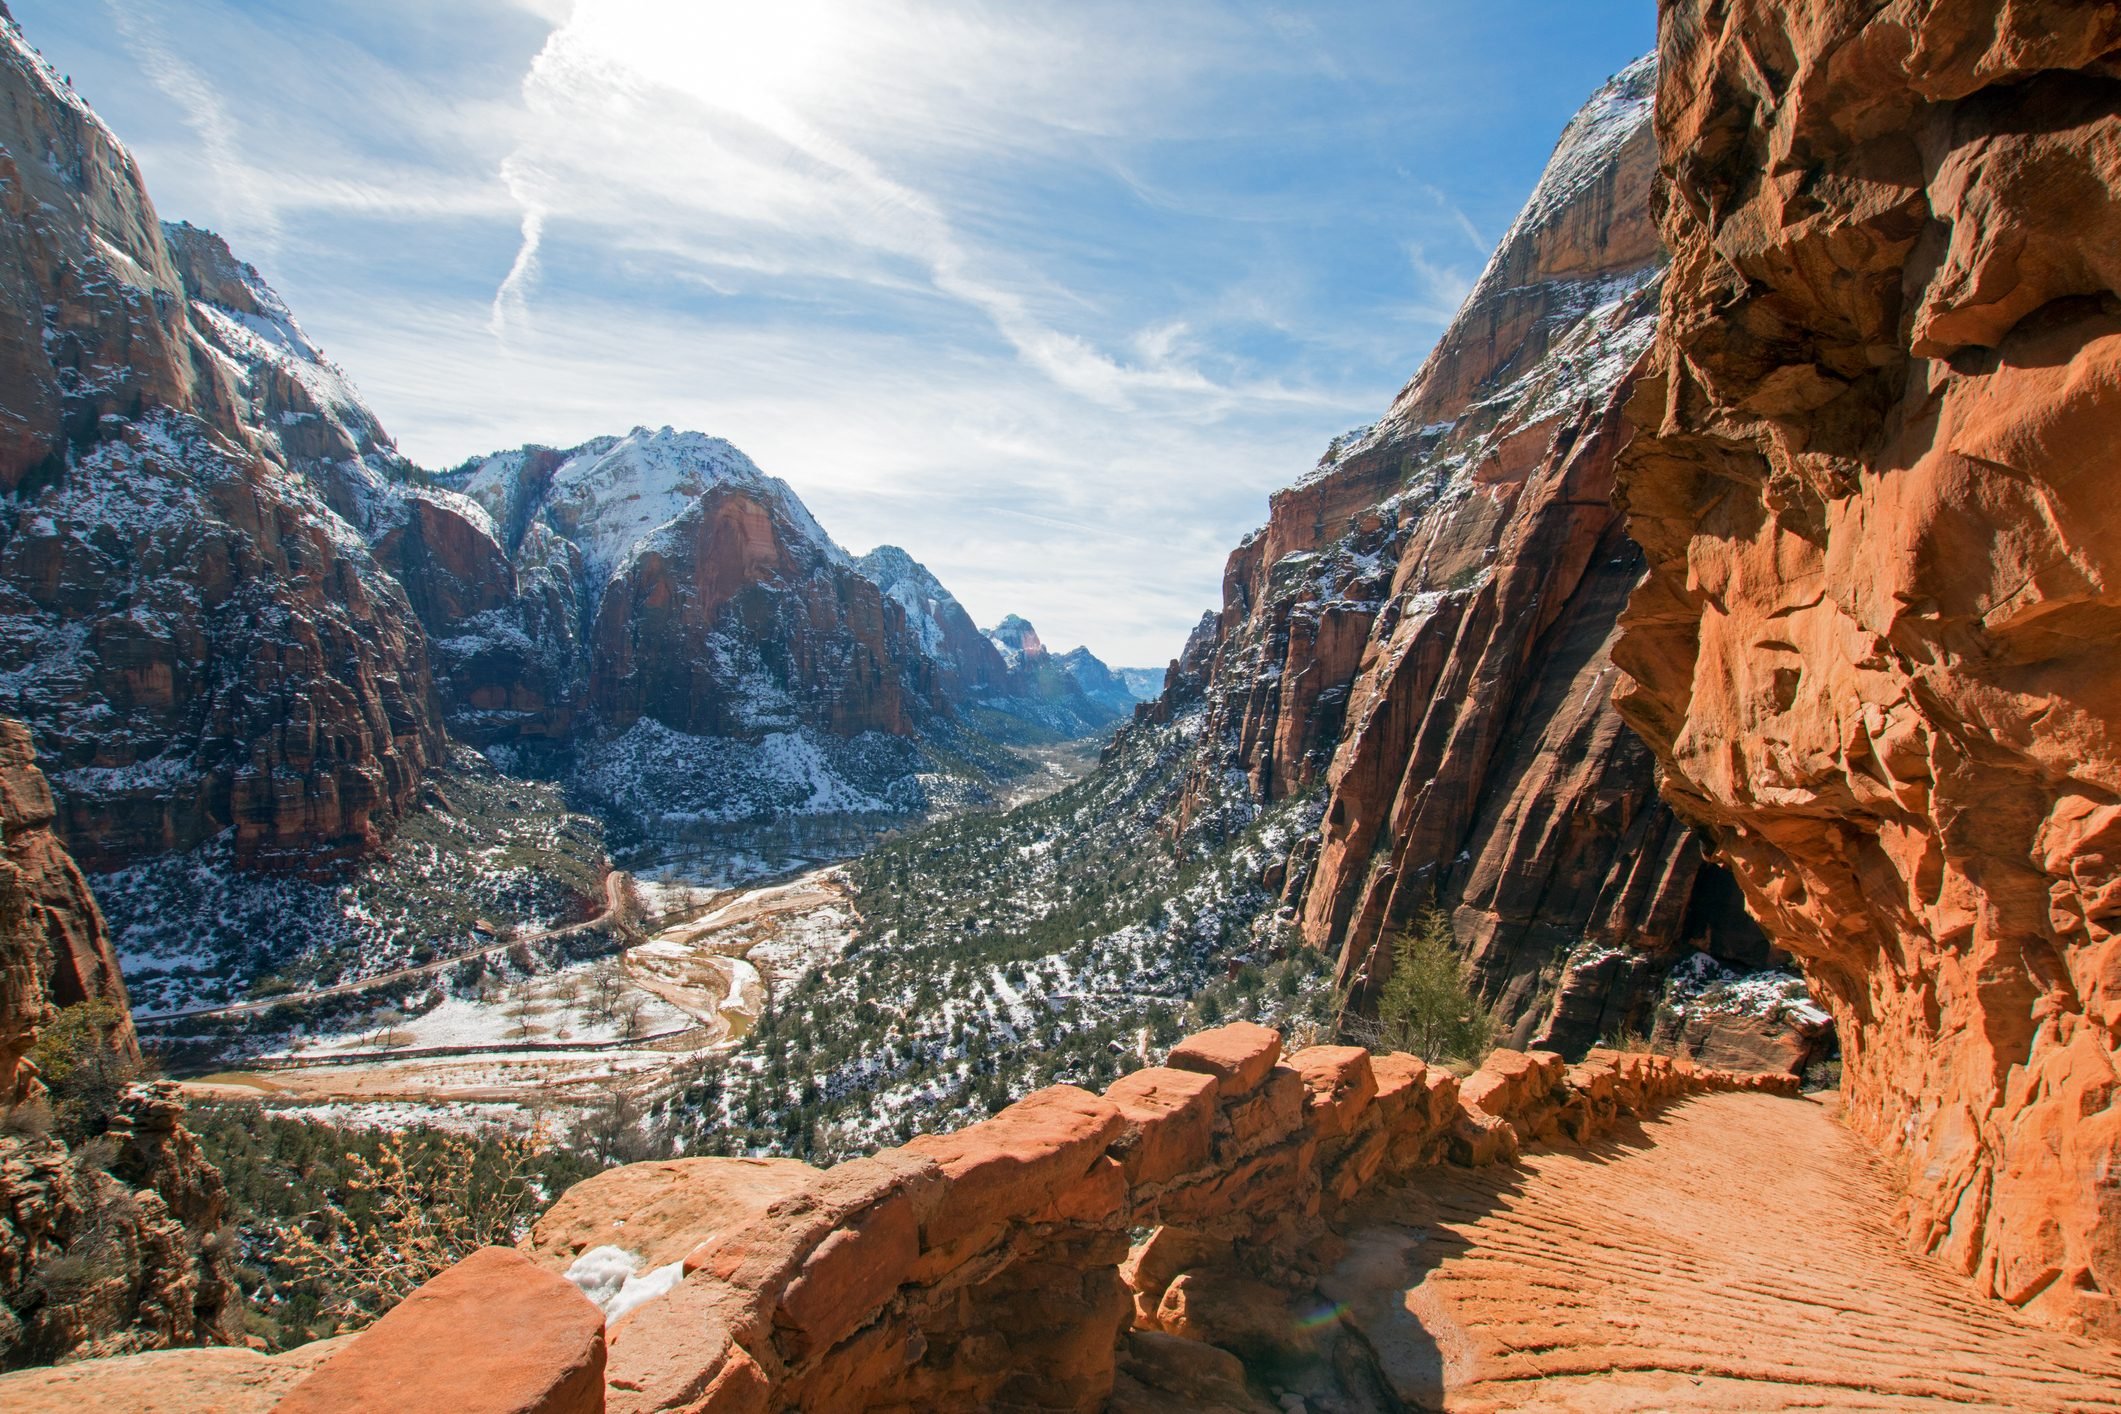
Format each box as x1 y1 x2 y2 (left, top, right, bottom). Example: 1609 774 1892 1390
12 1026 1787 1411
0 718 234 1367
0 19 444 870
0 718 130 1101
1613 0 2121 1341
1136 56 1807 1055
441 431 954 752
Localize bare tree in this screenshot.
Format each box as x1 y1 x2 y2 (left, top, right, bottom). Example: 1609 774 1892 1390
589 960 626 1019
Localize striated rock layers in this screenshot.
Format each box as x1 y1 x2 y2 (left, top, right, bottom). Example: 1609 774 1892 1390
1149 57 1790 1053
16 1025 1785 1412
0 717 233 1366
0 20 442 869
1613 0 2121 1339
0 718 130 1101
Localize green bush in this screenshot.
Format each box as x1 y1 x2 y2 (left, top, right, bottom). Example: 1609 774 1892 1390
1373 904 1498 1065
27 1000 139 1144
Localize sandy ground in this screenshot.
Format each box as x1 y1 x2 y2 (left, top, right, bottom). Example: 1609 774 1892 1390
1316 1091 2121 1411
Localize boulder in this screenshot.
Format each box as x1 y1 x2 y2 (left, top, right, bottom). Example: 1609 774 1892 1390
1105 1066 1218 1187
901 1085 1124 1248
1167 1023 1283 1097
524 1156 818 1275
274 1248 604 1414
1285 1045 1379 1139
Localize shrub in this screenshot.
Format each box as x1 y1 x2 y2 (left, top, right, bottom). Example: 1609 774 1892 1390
27 1000 139 1144
272 1124 555 1329
1372 904 1498 1065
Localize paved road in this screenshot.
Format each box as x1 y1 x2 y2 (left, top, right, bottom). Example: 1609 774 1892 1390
136 870 633 1024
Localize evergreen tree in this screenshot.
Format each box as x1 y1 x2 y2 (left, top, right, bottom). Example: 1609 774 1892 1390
1375 903 1499 1065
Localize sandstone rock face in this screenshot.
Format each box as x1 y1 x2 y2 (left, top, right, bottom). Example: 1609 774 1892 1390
443 431 975 756
0 1335 350 1414
0 722 235 1367
0 1080 237 1369
1138 57 1785 1049
0 718 131 1102
1613 0 2121 1340
274 1247 604 1414
0 21 444 870
81 1027 1776 1412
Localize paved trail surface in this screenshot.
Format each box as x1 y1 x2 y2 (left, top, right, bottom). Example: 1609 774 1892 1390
1325 1090 2121 1410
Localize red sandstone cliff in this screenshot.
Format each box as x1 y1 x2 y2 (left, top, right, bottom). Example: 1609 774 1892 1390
1613 0 2121 1340
0 719 130 1104
0 20 443 869
589 484 944 741
1147 58 1791 1054
0 718 233 1365
446 429 956 751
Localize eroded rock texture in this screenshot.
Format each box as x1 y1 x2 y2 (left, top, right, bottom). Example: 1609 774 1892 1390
1614 0 2121 1340
1157 58 1784 1052
0 22 443 869
0 718 233 1367
0 718 130 1104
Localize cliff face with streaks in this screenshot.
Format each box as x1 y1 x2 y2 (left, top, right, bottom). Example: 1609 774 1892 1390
1151 57 1798 1056
0 23 444 870
1614 0 2121 1340
0 718 129 1105
0 718 233 1367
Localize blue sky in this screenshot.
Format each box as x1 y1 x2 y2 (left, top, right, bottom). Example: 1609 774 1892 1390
15 0 1652 666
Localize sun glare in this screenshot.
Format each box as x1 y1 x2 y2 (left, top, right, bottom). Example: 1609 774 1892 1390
565 0 846 123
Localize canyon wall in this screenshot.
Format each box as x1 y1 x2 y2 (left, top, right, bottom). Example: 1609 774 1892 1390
0 718 130 1104
1613 0 2121 1340
0 22 443 869
55 1025 1779 1412
1152 58 1794 1055
0 717 234 1366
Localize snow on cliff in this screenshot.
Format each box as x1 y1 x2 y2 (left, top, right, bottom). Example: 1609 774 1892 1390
457 426 844 590
855 545 962 660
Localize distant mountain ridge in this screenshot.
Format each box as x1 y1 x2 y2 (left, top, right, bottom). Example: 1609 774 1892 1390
0 9 1131 880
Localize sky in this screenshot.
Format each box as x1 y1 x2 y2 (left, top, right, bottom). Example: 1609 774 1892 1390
14 0 1652 666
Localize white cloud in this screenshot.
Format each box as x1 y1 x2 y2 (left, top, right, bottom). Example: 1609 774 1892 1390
489 0 1328 410
319 285 1377 665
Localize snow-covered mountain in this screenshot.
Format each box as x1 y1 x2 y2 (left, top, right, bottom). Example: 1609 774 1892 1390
1058 647 1145 717
453 427 841 593
0 15 445 870
0 4 1129 883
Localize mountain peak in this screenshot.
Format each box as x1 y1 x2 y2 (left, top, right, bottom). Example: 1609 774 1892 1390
454 426 842 590
984 615 1046 669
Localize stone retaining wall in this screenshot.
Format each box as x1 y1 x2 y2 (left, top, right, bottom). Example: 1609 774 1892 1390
273 1027 1790 1412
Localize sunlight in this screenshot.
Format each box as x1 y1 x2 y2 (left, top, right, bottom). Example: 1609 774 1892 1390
563 0 847 125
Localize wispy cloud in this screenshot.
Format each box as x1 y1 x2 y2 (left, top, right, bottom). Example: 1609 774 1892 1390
491 0 1281 408
102 0 282 249
18 0 1657 663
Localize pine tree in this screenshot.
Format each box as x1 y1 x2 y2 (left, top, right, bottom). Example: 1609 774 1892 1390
1375 903 1498 1065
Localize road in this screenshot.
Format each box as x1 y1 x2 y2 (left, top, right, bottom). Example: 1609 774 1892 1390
135 869 634 1024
